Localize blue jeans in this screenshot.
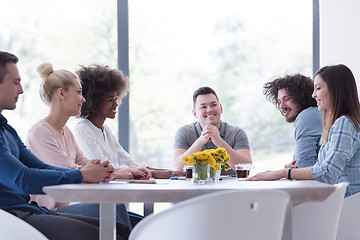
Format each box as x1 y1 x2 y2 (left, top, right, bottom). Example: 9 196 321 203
57 203 143 229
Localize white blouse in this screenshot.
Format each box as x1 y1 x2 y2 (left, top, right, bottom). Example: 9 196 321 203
72 118 141 168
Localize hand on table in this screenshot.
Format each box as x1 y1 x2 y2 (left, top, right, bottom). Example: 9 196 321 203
247 169 286 181
131 167 152 180
151 170 185 179
81 160 115 183
114 168 135 179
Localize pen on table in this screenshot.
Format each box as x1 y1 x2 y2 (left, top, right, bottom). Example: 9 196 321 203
170 177 186 180
128 180 157 184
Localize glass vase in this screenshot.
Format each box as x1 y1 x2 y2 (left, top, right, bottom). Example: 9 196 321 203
192 163 210 184
210 163 222 183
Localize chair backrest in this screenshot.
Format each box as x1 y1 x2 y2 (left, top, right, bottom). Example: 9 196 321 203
292 182 349 240
0 209 48 240
336 191 360 240
129 190 290 240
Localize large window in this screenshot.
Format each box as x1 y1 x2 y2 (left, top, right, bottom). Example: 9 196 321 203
128 0 313 173
1 0 313 175
0 0 118 137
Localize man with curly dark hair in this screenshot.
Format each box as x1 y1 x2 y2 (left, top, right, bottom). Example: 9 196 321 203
263 74 322 168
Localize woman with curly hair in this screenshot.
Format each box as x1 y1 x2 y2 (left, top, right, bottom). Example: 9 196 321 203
73 65 184 179
249 64 360 197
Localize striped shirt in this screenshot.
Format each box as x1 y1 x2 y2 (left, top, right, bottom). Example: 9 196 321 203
311 116 360 197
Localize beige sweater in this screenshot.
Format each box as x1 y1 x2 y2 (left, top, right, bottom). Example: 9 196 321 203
25 119 88 211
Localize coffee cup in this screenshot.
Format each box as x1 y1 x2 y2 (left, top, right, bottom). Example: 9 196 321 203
235 164 253 180
184 165 193 180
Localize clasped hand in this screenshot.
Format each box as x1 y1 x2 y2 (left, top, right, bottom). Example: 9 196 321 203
81 159 115 183
199 124 222 146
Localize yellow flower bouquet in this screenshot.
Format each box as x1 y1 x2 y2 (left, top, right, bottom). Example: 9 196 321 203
205 148 231 180
183 150 216 183
182 148 230 183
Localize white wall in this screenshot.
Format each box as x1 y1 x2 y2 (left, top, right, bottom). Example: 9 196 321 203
319 0 360 84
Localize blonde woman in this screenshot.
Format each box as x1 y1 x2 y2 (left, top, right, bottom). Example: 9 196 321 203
26 63 140 228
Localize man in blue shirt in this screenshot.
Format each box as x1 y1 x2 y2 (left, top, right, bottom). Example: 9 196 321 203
263 74 322 168
0 51 129 240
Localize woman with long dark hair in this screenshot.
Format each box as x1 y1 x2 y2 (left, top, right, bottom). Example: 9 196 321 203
249 64 360 197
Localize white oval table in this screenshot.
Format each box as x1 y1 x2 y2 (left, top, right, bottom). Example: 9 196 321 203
44 179 335 240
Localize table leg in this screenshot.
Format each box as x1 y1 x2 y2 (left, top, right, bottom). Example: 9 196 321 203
282 202 293 240
144 203 154 216
100 203 116 240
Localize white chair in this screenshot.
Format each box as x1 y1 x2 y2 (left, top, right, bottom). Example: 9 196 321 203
0 209 48 240
129 190 290 240
292 182 349 240
336 191 360 240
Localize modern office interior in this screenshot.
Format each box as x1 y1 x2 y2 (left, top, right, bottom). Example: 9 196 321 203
1 0 359 174
1 0 360 239
0 0 357 170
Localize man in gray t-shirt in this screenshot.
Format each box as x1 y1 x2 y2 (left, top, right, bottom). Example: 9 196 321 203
173 86 252 175
263 74 322 168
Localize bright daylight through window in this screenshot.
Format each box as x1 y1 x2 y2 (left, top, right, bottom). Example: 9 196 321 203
0 0 313 175
128 0 313 173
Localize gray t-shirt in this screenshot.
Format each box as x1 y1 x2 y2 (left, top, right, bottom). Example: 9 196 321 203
174 121 250 175
294 107 322 168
